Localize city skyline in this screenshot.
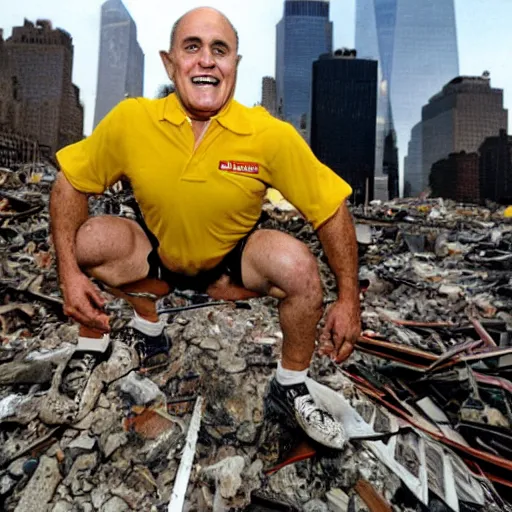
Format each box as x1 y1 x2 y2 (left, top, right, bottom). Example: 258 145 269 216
2 0 511 137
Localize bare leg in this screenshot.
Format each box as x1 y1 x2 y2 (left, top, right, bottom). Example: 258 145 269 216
208 229 323 371
75 216 170 322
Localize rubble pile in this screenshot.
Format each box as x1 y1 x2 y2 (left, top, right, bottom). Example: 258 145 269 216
0 167 511 512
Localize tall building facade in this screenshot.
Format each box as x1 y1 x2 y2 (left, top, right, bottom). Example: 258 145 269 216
480 130 512 204
310 51 377 205
430 152 480 204
276 0 332 133
356 0 459 197
94 0 144 128
1 19 83 155
418 76 508 194
261 76 277 117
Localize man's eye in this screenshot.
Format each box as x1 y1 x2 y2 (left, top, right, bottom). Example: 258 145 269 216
185 44 198 51
213 47 226 55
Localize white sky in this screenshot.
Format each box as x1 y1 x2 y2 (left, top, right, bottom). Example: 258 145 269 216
2 0 511 135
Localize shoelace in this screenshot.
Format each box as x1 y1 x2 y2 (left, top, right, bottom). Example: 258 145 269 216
295 395 339 436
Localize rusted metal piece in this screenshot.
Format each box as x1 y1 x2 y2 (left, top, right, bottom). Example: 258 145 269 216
471 317 498 347
355 479 392 512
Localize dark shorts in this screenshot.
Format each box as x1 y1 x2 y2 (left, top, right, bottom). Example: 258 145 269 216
133 204 261 293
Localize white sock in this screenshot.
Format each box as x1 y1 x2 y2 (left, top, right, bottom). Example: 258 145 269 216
128 311 165 337
275 361 308 386
77 334 110 353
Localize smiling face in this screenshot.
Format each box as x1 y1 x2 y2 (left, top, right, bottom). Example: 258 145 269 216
160 8 240 121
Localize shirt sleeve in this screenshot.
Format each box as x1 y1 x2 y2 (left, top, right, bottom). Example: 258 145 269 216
56 99 133 194
267 121 353 229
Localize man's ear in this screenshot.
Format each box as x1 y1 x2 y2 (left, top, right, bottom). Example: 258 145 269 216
160 50 175 81
236 54 242 67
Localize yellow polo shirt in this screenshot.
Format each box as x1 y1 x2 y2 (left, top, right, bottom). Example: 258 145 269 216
56 94 352 275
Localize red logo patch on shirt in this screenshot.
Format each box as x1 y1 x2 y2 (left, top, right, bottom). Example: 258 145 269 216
219 160 259 174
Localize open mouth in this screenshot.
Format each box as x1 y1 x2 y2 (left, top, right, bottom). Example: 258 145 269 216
191 76 220 87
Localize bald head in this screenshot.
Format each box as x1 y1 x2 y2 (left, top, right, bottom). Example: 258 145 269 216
169 7 239 53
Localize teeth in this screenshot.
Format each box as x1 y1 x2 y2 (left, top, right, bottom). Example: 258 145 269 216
192 76 219 85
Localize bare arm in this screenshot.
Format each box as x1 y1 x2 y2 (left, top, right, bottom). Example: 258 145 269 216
50 172 89 278
316 201 361 362
49 173 108 331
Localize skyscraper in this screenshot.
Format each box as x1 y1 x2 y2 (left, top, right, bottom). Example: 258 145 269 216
420 76 508 194
261 76 277 117
310 51 377 205
480 130 512 204
94 0 144 128
276 0 332 134
356 0 459 196
2 19 84 155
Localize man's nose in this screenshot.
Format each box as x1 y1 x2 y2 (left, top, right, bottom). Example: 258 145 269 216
198 48 215 67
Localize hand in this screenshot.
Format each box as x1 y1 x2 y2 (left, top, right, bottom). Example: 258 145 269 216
318 300 360 363
60 271 110 332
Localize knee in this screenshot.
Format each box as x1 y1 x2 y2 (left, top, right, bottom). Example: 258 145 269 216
76 216 134 269
280 246 323 302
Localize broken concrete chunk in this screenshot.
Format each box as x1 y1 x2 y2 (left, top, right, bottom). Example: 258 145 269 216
51 501 73 512
0 359 54 385
326 488 350 512
117 371 166 406
100 496 130 512
14 455 62 512
68 433 96 452
100 432 128 459
304 499 329 512
202 455 245 499
0 472 16 495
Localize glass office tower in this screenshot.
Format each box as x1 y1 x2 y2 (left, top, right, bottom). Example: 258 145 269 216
94 0 144 128
276 1 332 134
356 0 459 196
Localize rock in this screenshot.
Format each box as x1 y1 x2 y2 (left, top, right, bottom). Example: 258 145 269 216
97 394 110 408
14 455 62 512
51 501 73 512
236 421 257 444
91 483 111 509
0 394 39 424
63 453 98 491
304 499 329 512
438 284 462 299
117 371 166 405
218 352 247 374
0 472 16 495
101 496 130 512
199 338 222 351
0 360 54 385
202 455 246 499
325 489 350 512
68 433 96 452
8 457 28 478
100 432 128 459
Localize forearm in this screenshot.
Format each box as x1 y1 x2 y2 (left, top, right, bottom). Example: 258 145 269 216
49 173 89 278
317 202 359 306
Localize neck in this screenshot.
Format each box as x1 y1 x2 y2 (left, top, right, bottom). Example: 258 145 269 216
190 118 211 147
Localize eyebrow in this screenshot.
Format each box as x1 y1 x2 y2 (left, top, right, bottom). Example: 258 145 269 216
181 36 231 51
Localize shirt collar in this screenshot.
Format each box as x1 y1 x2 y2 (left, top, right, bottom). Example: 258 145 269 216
159 93 253 135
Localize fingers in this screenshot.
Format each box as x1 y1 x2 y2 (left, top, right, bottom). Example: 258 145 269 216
317 336 334 356
86 284 106 309
334 340 355 363
64 301 110 332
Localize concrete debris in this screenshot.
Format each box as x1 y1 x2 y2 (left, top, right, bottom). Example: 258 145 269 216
13 455 61 512
117 371 166 406
1 168 512 510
